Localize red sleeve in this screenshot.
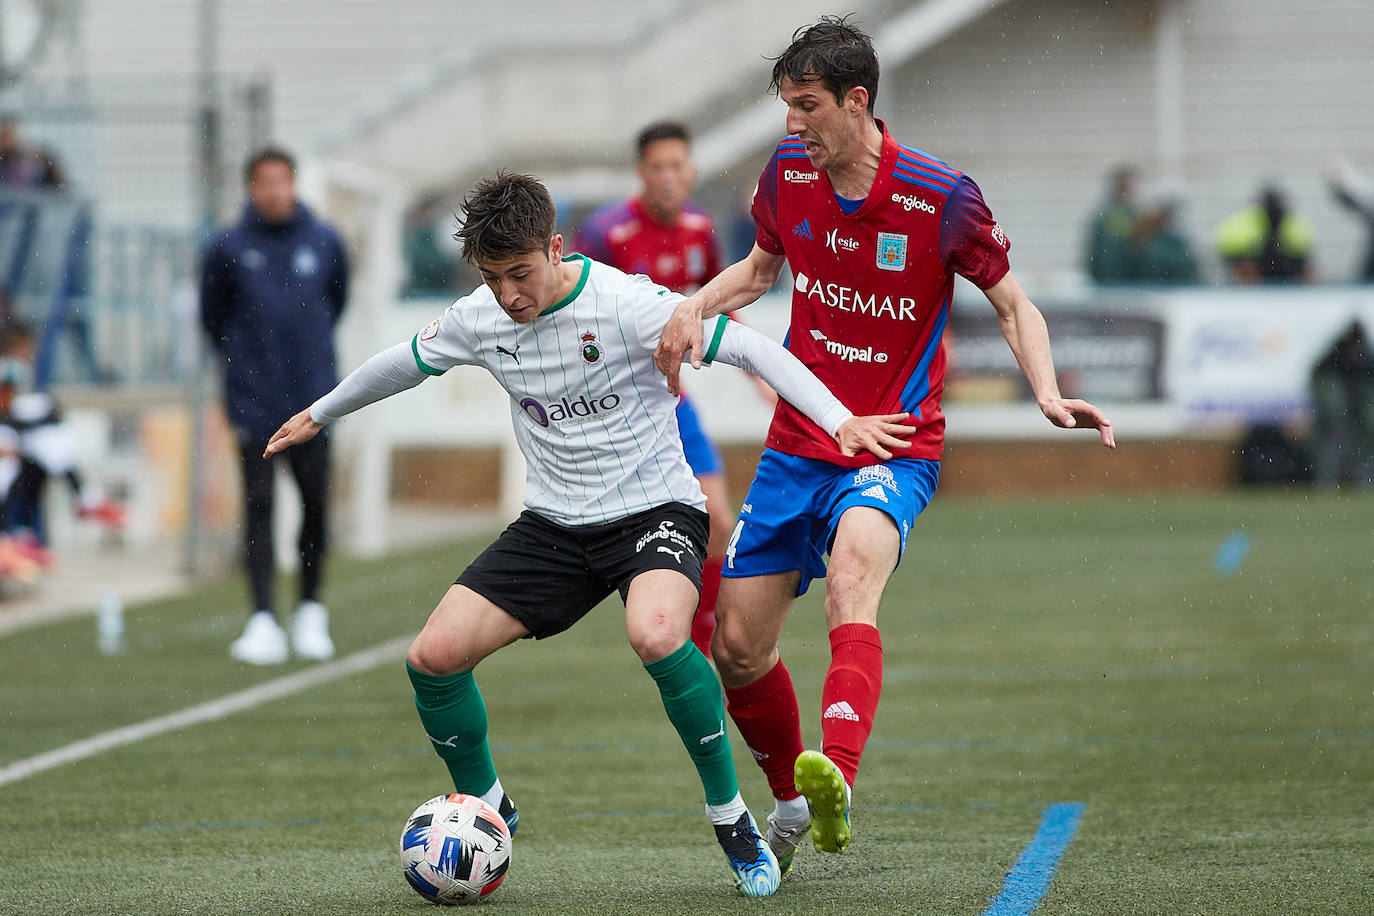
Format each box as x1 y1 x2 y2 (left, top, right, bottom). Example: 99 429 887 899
940 175 1011 289
750 149 784 256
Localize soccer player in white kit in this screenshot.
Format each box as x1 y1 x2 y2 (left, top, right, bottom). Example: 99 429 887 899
264 171 914 897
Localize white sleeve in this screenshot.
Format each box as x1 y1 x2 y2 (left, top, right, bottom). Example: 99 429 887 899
707 320 853 437
309 341 429 424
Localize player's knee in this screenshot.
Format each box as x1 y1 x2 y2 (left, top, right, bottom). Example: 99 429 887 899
711 623 769 683
406 634 459 676
628 609 688 664
823 562 887 623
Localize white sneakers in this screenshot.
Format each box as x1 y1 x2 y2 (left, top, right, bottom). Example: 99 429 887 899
229 610 289 665
229 603 335 665
290 600 335 661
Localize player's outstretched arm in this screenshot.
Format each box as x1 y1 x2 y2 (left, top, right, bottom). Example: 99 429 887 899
707 321 913 460
263 340 432 459
654 245 785 395
983 271 1116 449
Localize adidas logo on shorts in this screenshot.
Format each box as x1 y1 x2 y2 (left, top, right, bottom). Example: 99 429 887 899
861 484 888 504
823 701 860 722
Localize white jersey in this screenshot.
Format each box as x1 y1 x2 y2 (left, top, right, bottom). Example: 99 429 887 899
412 255 721 525
311 254 852 528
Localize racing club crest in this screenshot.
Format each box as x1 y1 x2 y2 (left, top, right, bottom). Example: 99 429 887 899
877 232 908 272
579 329 603 364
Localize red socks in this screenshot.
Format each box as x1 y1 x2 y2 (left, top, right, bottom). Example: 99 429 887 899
723 624 884 798
820 623 883 788
723 658 804 801
689 554 724 656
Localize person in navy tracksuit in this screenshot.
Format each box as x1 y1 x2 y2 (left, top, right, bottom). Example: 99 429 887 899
200 146 349 665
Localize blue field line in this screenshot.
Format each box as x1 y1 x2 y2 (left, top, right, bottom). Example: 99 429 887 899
982 802 1086 916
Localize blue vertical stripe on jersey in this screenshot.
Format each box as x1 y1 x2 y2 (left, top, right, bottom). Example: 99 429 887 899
897 291 951 421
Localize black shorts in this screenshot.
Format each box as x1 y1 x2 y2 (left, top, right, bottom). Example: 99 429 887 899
455 502 709 639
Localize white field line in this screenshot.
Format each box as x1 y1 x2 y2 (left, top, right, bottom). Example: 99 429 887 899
0 635 412 788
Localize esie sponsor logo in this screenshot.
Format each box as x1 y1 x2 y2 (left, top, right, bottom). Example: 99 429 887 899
825 228 860 253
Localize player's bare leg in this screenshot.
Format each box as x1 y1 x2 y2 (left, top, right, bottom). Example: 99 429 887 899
690 471 733 655
626 568 779 896
406 585 530 834
712 571 813 873
797 506 901 853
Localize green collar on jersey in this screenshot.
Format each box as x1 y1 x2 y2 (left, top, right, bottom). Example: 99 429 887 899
541 253 590 317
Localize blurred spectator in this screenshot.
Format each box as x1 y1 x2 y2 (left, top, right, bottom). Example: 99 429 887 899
0 321 124 567
1214 184 1314 283
1326 158 1374 282
200 145 348 666
0 116 64 190
1085 165 1140 283
1084 165 1198 285
1309 320 1374 487
402 193 456 298
1133 198 1199 284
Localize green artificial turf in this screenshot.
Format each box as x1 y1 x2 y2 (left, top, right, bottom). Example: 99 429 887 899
1 491 1370 914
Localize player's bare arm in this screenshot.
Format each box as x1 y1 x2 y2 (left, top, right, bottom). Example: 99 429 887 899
263 408 322 458
983 271 1116 449
654 244 785 394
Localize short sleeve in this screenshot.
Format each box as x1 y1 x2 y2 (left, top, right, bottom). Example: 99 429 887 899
411 295 483 375
621 273 726 363
750 150 785 256
940 175 1011 289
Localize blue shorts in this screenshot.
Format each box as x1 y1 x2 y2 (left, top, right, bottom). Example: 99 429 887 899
724 449 940 597
676 395 724 477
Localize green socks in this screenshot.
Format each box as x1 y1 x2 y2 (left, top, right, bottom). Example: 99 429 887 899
645 641 740 806
407 662 498 796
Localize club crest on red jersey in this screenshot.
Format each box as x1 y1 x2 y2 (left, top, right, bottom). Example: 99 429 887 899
877 232 908 272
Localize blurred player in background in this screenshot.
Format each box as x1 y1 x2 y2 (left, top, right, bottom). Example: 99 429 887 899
264 171 913 897
655 15 1115 874
575 120 760 656
200 146 349 665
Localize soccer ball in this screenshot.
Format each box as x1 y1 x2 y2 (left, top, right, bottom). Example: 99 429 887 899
399 793 512 905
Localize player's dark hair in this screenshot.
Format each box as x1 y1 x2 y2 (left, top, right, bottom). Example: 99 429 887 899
244 145 296 182
769 14 879 114
456 171 556 266
636 120 690 159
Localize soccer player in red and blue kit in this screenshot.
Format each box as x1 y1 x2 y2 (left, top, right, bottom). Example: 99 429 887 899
577 121 740 657
655 16 1115 874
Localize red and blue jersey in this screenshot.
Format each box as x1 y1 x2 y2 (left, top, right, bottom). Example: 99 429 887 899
575 196 722 295
752 120 1011 465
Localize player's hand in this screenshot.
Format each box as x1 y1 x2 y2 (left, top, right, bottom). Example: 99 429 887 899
835 413 916 460
653 298 706 396
1040 398 1115 449
263 408 323 459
